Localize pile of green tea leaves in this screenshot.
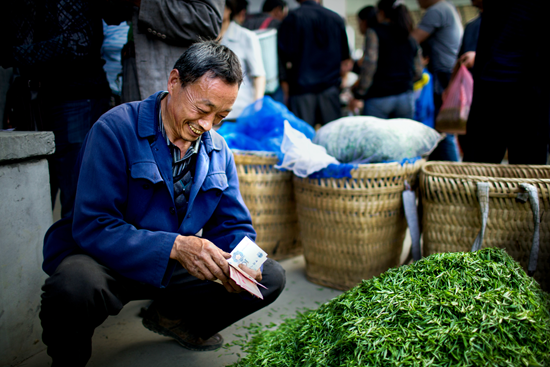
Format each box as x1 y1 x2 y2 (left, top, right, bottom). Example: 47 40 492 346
230 248 550 366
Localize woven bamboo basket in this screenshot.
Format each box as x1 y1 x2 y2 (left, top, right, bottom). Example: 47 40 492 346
233 150 302 260
293 160 425 290
420 162 550 291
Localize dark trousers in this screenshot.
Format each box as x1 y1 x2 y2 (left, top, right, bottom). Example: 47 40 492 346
42 98 110 218
288 86 341 127
462 79 549 164
39 254 286 366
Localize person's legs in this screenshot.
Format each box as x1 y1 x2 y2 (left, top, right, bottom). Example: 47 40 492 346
40 254 153 367
428 134 460 162
316 86 342 126
392 91 415 119
363 96 393 119
289 93 317 127
462 80 509 163
146 258 286 340
506 82 550 165
43 98 109 217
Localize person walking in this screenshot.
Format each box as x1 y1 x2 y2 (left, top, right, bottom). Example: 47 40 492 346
277 0 350 127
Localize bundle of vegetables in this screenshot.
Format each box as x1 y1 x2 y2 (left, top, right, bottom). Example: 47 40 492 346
230 248 550 366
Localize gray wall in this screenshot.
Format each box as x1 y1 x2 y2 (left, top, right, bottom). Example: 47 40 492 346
0 131 55 366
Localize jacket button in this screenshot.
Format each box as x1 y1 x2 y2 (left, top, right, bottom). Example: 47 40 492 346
143 184 150 190
170 207 176 215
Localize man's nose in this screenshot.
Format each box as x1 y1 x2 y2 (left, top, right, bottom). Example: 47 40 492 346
198 115 214 131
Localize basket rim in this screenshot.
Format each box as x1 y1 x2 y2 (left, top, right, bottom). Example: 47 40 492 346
421 161 550 182
232 149 279 158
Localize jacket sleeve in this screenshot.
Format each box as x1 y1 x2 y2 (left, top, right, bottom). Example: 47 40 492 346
201 146 256 253
137 0 224 46
71 119 178 288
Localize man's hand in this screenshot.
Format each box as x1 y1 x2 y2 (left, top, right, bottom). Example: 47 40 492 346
458 51 476 69
170 235 241 293
238 264 262 283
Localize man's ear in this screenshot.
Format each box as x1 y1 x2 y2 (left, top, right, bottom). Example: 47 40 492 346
167 69 180 94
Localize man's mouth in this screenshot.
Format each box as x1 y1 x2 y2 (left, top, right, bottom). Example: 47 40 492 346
189 125 202 135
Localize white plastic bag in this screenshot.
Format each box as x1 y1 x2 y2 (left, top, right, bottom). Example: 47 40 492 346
275 121 339 177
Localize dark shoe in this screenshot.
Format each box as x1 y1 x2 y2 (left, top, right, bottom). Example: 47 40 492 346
142 308 223 351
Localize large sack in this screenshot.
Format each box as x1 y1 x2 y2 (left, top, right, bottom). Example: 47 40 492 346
313 116 442 164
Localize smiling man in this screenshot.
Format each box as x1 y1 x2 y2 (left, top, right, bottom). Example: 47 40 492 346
38 40 286 367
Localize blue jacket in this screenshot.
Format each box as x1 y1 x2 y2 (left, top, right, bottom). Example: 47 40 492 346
43 92 256 287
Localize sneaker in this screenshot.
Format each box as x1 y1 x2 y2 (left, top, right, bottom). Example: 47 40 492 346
142 307 223 351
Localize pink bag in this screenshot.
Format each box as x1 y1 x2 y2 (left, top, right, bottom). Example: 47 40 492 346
435 65 474 134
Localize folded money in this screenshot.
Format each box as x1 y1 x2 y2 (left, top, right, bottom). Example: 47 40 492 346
228 236 268 271
213 237 269 298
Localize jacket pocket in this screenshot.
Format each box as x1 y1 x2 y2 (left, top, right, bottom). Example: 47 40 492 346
201 172 229 192
130 162 164 185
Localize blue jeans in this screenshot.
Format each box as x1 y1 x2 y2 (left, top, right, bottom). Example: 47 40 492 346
363 91 415 119
428 133 460 162
42 98 109 218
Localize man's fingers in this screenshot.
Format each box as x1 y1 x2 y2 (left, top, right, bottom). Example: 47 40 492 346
222 278 242 293
219 250 232 259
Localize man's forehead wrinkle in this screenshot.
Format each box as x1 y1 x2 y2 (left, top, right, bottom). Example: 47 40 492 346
198 98 216 107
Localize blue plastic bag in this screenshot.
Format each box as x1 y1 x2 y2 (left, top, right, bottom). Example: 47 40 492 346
237 96 315 141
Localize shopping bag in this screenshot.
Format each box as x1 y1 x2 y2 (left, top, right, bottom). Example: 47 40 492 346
435 65 474 134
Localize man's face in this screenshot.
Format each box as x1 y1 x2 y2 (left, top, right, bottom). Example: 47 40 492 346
165 70 238 143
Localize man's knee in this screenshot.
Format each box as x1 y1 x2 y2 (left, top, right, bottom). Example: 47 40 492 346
42 254 113 307
261 258 286 300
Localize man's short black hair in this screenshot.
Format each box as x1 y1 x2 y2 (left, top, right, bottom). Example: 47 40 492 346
173 40 243 88
262 0 286 13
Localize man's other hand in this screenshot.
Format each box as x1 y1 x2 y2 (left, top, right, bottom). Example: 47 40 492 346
170 235 241 293
238 264 262 283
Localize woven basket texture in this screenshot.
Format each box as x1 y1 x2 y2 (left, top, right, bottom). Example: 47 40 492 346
420 162 550 291
293 160 424 290
233 150 302 260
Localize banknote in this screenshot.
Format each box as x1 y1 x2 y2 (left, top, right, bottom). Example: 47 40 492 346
212 236 268 298
229 265 264 299
228 236 268 271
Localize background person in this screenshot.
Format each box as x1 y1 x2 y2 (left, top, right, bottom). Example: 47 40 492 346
219 0 266 119
1 0 111 218
277 0 350 127
412 0 463 161
350 0 422 119
116 0 225 103
462 0 550 164
243 0 288 30
39 41 286 367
